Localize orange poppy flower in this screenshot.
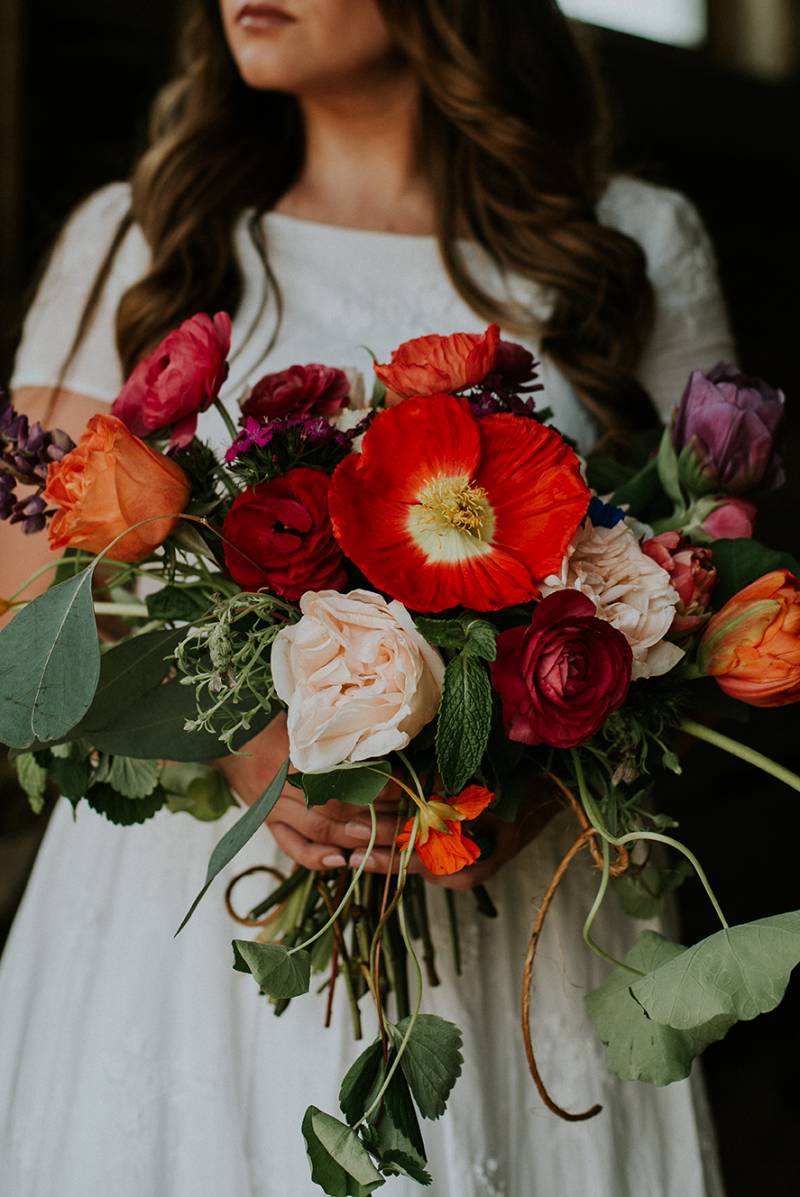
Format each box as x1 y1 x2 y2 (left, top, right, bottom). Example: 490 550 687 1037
374 325 500 398
396 785 495 876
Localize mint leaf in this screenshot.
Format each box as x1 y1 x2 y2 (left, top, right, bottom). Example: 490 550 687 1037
462 619 497 662
232 941 311 999
302 1107 384 1196
390 1014 463 1120
435 653 492 794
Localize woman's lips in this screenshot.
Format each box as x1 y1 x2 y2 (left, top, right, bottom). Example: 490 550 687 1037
237 4 296 31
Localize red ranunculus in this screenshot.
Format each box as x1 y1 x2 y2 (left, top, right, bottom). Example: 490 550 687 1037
222 467 347 601
328 394 589 613
374 325 500 398
112 312 231 450
241 364 351 422
642 531 716 636
491 590 632 748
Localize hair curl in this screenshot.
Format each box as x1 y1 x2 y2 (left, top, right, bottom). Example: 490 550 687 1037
61 0 656 442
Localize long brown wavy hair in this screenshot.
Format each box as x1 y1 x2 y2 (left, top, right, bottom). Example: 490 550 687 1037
62 0 657 440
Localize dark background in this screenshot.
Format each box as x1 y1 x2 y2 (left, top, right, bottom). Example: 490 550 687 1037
1 2 798 1192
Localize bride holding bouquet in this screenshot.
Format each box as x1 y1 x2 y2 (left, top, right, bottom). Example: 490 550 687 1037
0 2 736 1194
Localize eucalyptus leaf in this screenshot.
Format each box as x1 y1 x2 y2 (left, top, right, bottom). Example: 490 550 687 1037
631 912 800 1030
711 539 800 607
390 1014 463 1121
302 1107 384 1197
0 566 100 748
145 585 214 623
435 653 492 795
232 940 311 999
586 932 734 1085
299 761 392 808
175 759 288 934
75 627 186 735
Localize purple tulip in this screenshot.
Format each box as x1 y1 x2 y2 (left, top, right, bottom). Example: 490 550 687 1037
672 363 785 497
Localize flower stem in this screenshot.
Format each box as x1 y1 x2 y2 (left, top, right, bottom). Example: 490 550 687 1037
679 717 800 793
213 397 240 443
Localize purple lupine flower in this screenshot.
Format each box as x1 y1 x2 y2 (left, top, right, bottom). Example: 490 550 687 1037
0 393 75 533
672 364 785 497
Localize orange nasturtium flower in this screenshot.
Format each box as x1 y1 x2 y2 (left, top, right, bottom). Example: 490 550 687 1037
396 785 496 876
374 324 501 399
43 413 191 564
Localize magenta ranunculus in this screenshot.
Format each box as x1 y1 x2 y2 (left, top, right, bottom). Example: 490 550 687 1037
490 590 632 749
111 312 231 450
672 363 785 498
701 497 757 540
241 364 351 423
221 466 347 602
642 531 716 637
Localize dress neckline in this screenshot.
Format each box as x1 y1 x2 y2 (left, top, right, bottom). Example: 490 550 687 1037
262 208 474 248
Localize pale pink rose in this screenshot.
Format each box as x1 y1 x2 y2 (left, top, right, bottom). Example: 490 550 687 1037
271 589 445 772
642 531 716 636
702 498 757 540
541 520 684 679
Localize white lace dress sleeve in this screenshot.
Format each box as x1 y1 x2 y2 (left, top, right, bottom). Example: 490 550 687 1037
599 177 737 423
10 182 148 402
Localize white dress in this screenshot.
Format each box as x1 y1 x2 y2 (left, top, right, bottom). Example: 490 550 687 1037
2 178 735 1197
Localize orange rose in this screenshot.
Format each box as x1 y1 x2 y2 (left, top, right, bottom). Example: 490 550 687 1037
43 413 190 563
374 325 500 398
698 569 800 707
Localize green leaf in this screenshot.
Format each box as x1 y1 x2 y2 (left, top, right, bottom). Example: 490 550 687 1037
435 653 492 795
711 539 800 606
0 566 100 748
415 614 496 661
613 860 694 920
631 912 800 1029
86 783 166 826
145 585 214 623
47 742 91 804
655 425 684 506
75 627 186 735
366 1070 429 1184
161 762 237 822
13 752 48 813
611 457 661 513
302 1107 385 1197
89 677 275 760
390 1014 463 1120
339 1041 384 1125
175 759 288 934
462 619 497 662
415 616 468 650
585 931 734 1085
585 454 635 495
299 761 392 808
232 940 311 999
103 756 161 799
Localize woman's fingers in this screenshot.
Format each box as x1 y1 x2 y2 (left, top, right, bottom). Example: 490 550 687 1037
348 846 426 875
269 820 349 871
268 790 400 850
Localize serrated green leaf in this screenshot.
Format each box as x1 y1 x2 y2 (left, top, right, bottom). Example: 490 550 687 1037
175 759 288 934
585 931 734 1085
302 1107 384 1197
414 616 467 650
13 752 48 813
104 756 162 799
435 653 492 795
145 585 214 623
390 1014 463 1120
86 783 165 825
462 619 497 662
299 761 392 808
0 566 100 748
613 860 693 920
232 940 311 998
339 1041 384 1125
631 912 800 1029
47 742 91 804
711 539 800 607
340 1045 429 1184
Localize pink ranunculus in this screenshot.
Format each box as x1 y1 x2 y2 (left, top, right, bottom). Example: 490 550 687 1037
240 364 351 423
701 498 757 540
490 590 632 749
271 589 445 772
642 531 717 636
112 312 231 450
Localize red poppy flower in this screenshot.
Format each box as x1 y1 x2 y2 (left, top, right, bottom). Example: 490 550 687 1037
327 394 589 613
396 785 495 875
374 325 500 398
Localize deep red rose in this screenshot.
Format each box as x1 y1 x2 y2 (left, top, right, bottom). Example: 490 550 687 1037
222 467 348 601
642 531 716 636
241 364 351 423
112 312 231 450
491 590 632 749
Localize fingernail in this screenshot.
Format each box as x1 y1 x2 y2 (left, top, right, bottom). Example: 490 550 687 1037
345 821 372 842
349 853 364 868
321 853 347 869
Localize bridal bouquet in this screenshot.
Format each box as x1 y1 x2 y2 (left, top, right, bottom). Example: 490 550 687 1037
2 316 800 1194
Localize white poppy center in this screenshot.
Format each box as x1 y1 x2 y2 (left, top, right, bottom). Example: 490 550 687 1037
407 473 495 563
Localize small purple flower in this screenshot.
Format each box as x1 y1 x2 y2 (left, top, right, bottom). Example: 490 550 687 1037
0 393 75 534
672 363 785 497
225 416 276 463
468 392 539 419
